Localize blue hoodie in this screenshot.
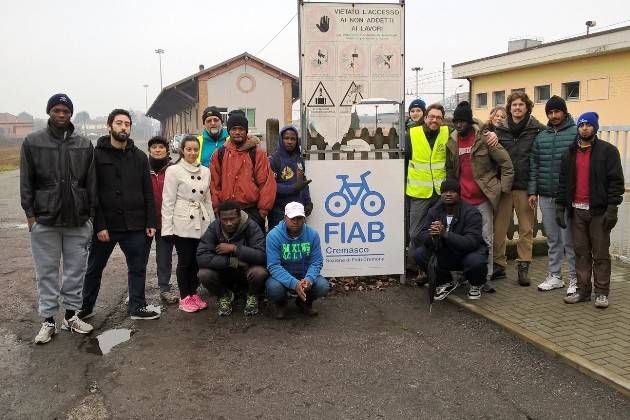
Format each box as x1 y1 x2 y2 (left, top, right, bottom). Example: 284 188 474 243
269 125 311 209
198 127 228 167
266 220 323 289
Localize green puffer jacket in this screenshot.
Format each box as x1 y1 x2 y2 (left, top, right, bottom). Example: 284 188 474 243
527 115 577 197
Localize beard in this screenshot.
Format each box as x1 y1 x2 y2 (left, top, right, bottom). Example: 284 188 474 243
209 127 220 135
112 130 129 142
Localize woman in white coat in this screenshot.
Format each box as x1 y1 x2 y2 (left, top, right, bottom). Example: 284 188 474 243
161 135 214 313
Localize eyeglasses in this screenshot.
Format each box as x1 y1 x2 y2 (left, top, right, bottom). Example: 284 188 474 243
426 115 443 121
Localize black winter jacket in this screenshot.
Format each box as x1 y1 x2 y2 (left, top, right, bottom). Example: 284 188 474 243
93 136 155 232
20 121 96 227
556 137 625 217
495 115 544 190
196 212 266 270
418 201 486 256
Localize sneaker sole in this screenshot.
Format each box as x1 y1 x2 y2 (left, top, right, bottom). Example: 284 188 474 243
34 333 56 344
178 305 198 313
218 309 233 316
61 324 93 334
537 284 564 291
467 294 481 300
244 309 259 316
130 314 160 320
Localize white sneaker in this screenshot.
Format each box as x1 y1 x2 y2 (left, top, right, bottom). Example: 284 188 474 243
62 315 94 334
537 273 564 291
34 321 57 344
567 275 578 295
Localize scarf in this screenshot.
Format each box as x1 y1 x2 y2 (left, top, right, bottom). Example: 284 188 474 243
150 157 169 173
507 114 529 138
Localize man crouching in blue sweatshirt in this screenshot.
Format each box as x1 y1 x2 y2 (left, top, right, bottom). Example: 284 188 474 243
266 202 330 319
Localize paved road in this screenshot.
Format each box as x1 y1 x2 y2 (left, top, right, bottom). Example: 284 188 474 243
1 166 629 418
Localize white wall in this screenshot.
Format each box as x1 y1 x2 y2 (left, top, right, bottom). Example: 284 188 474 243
206 64 285 137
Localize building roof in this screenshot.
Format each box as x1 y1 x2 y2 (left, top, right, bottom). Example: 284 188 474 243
0 113 32 125
147 52 299 120
452 25 630 78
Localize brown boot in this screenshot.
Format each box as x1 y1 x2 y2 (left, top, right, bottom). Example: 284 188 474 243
275 301 288 320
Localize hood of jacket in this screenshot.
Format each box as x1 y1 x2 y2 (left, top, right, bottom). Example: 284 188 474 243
277 125 302 157
96 135 137 151
219 210 250 240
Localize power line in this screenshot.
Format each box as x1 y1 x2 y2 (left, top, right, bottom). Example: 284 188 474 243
255 13 297 55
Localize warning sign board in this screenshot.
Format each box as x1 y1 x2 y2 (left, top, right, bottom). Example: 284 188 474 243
340 81 364 107
307 81 335 108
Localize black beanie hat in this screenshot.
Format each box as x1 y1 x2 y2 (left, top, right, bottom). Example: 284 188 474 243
148 136 169 149
46 93 74 115
545 95 567 114
408 98 426 114
440 177 461 194
202 106 223 123
227 113 248 133
452 101 473 124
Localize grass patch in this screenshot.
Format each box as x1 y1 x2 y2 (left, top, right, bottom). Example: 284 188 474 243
0 145 20 172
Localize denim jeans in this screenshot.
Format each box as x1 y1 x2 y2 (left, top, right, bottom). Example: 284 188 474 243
144 229 174 293
82 230 148 314
266 275 330 303
539 196 576 277
474 201 493 281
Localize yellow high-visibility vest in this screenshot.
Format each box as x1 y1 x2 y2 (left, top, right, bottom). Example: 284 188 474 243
406 125 449 198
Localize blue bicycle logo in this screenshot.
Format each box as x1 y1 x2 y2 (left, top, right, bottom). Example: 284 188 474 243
325 170 385 217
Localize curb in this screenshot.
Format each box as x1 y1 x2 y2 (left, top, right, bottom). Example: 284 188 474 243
446 293 630 398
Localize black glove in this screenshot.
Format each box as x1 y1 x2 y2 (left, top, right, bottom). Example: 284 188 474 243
161 234 176 244
304 202 313 217
555 206 567 229
293 179 312 191
603 205 618 231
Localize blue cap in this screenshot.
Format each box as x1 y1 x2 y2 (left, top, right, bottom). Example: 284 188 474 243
577 112 599 132
408 99 426 113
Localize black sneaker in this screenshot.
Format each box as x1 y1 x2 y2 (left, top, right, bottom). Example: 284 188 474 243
130 306 160 320
434 280 459 301
77 307 95 320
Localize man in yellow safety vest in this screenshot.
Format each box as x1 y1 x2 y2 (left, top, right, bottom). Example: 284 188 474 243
406 103 449 276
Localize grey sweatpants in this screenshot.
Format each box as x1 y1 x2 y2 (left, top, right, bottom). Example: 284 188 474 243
30 221 92 318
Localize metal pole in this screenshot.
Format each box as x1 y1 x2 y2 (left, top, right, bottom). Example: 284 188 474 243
442 61 446 105
155 49 165 90
143 84 149 111
411 66 422 98
375 105 379 128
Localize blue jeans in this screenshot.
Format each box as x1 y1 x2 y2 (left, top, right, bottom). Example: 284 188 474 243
144 229 174 293
82 230 148 314
266 275 330 303
539 196 576 277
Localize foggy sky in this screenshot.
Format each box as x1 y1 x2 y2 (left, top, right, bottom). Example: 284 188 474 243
1 0 626 119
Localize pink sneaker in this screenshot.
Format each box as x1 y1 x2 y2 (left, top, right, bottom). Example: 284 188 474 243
191 294 208 310
178 296 198 313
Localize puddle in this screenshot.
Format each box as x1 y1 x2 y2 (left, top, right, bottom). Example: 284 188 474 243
86 329 133 355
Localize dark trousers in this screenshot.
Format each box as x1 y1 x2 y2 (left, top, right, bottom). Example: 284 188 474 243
144 229 174 293
198 266 268 297
173 237 200 298
243 206 266 233
571 208 612 296
268 207 285 231
414 246 488 287
82 230 147 314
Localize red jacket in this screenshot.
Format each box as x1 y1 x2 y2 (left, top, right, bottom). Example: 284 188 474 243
150 161 171 229
210 137 277 216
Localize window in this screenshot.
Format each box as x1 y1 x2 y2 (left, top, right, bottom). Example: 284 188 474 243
238 108 256 127
475 93 488 108
511 88 525 93
535 85 551 103
493 90 506 106
562 81 580 101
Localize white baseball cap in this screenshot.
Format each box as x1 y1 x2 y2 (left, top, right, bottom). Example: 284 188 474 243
285 202 306 219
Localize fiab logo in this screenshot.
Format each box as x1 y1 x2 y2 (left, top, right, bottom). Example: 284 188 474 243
324 170 385 217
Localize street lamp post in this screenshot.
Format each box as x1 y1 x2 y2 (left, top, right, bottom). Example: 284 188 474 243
155 49 165 89
142 84 149 111
375 105 379 129
455 83 464 106
411 66 422 98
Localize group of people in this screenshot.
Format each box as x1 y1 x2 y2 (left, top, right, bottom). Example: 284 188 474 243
405 93 624 308
21 94 325 345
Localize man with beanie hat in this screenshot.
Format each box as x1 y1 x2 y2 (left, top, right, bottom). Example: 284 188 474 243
197 106 228 167
414 178 489 300
446 101 513 293
21 93 96 343
493 92 544 286
211 111 276 232
528 96 578 294
557 112 624 309
407 99 426 128
268 125 313 229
